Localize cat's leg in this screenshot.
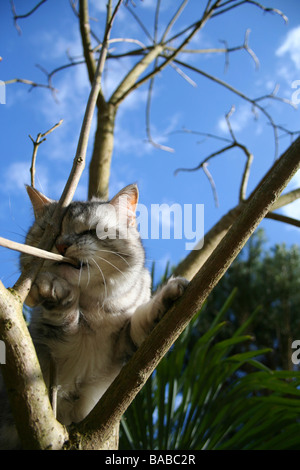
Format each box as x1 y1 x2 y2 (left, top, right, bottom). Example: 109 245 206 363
29 272 80 332
130 277 189 347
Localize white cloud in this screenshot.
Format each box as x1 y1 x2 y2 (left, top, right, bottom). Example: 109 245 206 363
276 26 300 70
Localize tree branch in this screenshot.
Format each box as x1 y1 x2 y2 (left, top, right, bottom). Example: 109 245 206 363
173 58 285 156
69 136 300 449
271 188 300 211
211 0 288 23
29 120 63 187
4 78 56 95
10 0 48 34
110 2 221 106
79 0 97 85
0 280 68 449
265 212 300 228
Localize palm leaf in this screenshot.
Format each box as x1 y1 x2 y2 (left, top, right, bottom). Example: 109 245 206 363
120 290 300 450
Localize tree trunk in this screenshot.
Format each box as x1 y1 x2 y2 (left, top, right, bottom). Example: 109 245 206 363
88 103 117 200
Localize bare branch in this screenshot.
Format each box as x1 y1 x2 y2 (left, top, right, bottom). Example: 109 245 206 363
145 56 175 153
211 0 288 23
79 0 97 84
276 125 300 144
202 162 219 207
174 107 254 203
4 78 56 95
160 0 189 43
271 188 300 211
10 0 48 34
169 127 232 144
224 107 254 201
173 58 282 156
255 83 298 110
125 3 153 43
29 120 63 187
174 143 235 175
110 3 221 106
243 28 260 69
265 212 300 228
169 62 197 87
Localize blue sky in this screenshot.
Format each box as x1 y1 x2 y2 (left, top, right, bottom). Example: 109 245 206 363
0 0 300 287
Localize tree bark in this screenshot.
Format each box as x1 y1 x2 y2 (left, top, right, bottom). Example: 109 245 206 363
88 103 117 200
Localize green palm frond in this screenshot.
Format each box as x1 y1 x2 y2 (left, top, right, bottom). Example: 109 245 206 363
120 290 300 450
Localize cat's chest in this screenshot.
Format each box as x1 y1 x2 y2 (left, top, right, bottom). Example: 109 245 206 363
54 313 125 385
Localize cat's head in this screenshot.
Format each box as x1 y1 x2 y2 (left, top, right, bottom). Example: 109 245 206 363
22 184 145 293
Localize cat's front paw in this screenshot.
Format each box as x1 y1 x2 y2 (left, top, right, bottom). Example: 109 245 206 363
130 277 189 347
152 276 189 323
163 276 189 300
27 272 78 309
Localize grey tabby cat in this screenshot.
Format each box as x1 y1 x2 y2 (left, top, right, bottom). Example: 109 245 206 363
0 183 188 449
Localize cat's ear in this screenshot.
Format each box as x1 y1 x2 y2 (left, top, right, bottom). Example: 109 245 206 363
110 183 139 226
26 185 54 219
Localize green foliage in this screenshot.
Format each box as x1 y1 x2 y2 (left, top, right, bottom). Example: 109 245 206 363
119 288 300 450
197 229 300 370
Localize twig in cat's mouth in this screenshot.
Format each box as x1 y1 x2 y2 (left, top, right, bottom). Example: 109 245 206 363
0 236 77 266
57 260 84 270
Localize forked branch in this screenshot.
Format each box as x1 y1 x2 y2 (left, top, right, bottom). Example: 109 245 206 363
175 107 254 204
29 120 63 187
10 0 48 34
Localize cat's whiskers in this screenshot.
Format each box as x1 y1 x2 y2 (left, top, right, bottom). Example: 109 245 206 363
85 259 91 287
92 254 129 281
97 249 130 267
90 257 107 310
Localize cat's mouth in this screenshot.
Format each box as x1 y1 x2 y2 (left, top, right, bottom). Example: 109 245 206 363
56 259 86 270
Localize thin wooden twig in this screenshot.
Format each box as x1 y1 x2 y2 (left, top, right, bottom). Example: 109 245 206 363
10 0 48 34
0 236 76 265
202 162 219 208
29 120 63 187
265 212 300 228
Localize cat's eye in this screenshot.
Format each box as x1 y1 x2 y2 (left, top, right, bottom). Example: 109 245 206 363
79 229 97 237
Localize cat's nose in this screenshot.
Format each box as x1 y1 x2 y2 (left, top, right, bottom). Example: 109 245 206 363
55 242 69 256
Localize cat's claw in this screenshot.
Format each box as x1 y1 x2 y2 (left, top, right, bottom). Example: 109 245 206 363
163 277 189 302
29 272 78 308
